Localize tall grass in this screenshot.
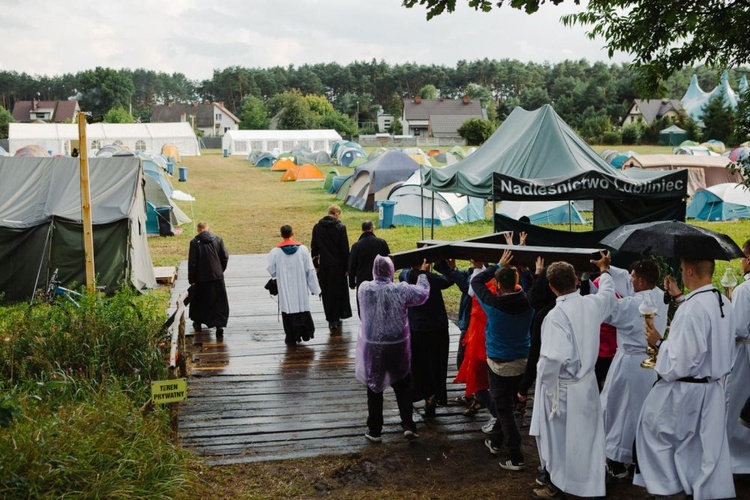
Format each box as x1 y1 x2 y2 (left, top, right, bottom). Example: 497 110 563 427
0 289 196 498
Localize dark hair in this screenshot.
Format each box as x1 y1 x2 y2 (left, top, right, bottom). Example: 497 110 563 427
528 265 556 310
280 225 293 238
546 261 576 293
362 220 374 232
519 215 531 224
681 258 715 278
495 266 518 290
631 259 660 286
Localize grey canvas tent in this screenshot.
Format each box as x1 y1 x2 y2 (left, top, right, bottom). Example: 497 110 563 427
421 105 687 232
345 150 420 211
0 156 157 303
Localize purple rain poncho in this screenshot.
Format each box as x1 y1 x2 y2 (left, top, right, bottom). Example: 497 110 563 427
355 255 430 392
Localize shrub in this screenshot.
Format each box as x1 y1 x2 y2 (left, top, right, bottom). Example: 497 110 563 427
601 130 621 145
457 118 496 145
621 124 641 145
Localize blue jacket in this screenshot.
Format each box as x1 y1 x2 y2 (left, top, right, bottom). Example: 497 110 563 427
471 265 532 361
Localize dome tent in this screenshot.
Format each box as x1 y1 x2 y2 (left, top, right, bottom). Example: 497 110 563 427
387 172 485 227
687 183 750 221
345 150 420 211
496 200 586 225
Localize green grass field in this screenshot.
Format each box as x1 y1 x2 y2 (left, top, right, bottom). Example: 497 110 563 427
156 148 748 297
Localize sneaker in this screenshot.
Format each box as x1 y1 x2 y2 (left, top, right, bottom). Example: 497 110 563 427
455 395 472 406
403 429 419 440
499 456 525 471
535 468 551 486
607 460 630 479
481 417 498 434
364 431 381 443
192 322 201 331
484 438 500 456
531 483 564 499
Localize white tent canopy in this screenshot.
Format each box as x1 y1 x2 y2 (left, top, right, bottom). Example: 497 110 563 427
8 122 200 157
222 129 342 156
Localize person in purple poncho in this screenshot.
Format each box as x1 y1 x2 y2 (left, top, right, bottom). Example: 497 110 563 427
355 255 430 443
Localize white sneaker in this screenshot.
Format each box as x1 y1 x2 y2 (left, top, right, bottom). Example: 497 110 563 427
403 429 419 440
482 417 498 434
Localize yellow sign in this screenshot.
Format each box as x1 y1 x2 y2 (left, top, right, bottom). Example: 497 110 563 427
151 378 187 404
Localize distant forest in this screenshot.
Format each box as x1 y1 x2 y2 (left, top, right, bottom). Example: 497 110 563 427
0 59 747 138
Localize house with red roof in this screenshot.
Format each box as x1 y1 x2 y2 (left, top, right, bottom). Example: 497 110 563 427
12 99 81 123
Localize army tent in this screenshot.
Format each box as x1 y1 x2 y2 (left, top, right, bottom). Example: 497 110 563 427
686 183 750 221
387 172 485 227
0 156 156 303
658 125 688 146
622 154 738 195
421 105 687 231
345 150 420 210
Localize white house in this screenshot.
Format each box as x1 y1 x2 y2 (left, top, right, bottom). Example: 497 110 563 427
221 129 342 156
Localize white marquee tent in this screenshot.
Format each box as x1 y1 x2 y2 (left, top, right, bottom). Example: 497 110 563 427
8 122 200 157
221 129 342 156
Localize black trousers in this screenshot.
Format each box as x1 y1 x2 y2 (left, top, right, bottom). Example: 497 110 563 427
366 374 415 436
488 369 523 458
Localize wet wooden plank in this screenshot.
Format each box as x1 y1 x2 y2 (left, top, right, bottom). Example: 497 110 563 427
168 254 480 463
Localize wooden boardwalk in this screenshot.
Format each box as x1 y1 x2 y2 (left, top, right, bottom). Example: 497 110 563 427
168 254 486 465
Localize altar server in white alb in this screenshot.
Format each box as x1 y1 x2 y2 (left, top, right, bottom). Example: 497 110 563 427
726 239 750 474
529 252 617 499
267 225 322 346
599 259 667 479
635 258 735 500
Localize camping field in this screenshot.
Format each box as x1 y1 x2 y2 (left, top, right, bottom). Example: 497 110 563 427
2 147 749 498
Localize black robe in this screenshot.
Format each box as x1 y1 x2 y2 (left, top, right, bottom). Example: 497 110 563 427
311 216 352 322
399 267 453 405
188 230 229 328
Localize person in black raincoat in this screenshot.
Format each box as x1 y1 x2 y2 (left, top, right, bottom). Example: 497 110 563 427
348 220 390 316
188 222 229 337
311 204 352 331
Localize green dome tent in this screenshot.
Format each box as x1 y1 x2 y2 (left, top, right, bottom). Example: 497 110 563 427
658 124 688 146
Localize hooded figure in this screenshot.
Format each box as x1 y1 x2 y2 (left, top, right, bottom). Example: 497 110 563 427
188 222 229 337
354 255 430 442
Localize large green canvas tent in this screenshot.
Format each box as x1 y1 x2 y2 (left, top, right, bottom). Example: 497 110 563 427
658 124 688 146
0 156 157 303
421 105 687 231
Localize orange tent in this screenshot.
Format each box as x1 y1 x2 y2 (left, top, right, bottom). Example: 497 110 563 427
280 165 301 182
294 163 324 181
271 158 296 171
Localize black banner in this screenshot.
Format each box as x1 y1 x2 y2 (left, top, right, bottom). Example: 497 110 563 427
493 170 687 201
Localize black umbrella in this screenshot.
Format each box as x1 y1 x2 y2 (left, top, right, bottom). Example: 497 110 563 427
600 220 744 261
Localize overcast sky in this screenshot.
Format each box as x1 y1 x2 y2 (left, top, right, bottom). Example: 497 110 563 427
0 0 630 82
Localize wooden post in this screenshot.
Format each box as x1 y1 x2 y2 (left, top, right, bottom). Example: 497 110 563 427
78 112 96 292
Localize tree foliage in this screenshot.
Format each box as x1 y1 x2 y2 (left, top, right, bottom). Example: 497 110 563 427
77 67 135 116
103 106 134 123
0 104 13 139
403 0 750 96
701 93 736 144
239 96 269 129
457 117 496 145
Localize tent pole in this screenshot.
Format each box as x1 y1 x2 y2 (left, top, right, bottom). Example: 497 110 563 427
430 188 435 240
568 201 572 232
492 200 497 232
77 113 96 293
420 169 425 241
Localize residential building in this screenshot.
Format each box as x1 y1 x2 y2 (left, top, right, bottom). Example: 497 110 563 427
622 99 683 126
401 96 485 137
12 99 80 123
151 102 239 137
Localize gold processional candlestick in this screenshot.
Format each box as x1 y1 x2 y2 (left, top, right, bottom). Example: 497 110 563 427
641 312 657 369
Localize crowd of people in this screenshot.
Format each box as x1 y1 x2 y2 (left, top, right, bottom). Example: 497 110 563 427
188 212 750 500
